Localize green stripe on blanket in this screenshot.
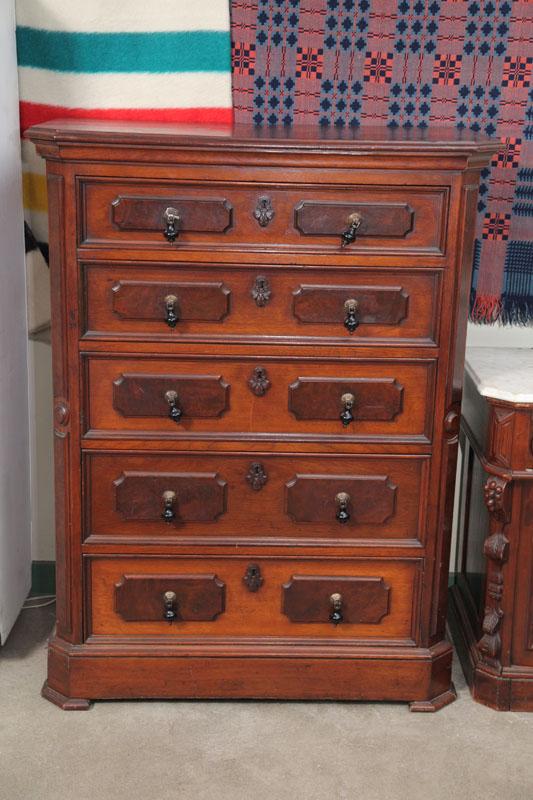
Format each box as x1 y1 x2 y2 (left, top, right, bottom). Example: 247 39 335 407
16 27 230 73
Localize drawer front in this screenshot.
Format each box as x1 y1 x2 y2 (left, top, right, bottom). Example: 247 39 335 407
84 452 428 544
85 355 435 442
88 555 422 641
80 179 446 255
83 263 440 345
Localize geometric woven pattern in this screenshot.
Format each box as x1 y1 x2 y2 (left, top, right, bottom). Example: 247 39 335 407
231 0 533 324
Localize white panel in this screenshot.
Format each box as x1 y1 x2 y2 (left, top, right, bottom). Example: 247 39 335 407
28 338 55 561
0 0 32 642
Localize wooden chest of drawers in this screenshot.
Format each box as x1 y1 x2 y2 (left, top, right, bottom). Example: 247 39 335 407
29 121 496 711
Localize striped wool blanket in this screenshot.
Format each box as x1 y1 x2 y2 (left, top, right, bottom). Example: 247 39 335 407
17 0 232 333
231 0 533 325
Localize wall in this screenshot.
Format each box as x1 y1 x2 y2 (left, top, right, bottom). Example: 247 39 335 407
0 0 31 641
28 336 54 561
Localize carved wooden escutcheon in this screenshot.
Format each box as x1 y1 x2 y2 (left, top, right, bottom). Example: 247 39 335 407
248 366 271 397
251 275 272 307
243 563 264 592
246 462 268 491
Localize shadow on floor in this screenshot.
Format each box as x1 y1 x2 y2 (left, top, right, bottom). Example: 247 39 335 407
1 602 55 660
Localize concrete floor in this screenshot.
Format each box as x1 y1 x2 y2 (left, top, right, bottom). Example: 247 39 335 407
1 605 532 800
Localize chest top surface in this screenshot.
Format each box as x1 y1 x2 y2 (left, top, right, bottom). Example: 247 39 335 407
27 119 496 164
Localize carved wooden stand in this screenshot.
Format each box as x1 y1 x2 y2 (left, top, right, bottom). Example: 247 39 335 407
449 368 533 711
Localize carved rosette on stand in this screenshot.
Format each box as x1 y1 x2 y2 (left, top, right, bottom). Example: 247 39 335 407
478 475 511 667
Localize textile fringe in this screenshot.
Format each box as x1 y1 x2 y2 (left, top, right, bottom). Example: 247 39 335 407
470 294 502 324
470 292 533 326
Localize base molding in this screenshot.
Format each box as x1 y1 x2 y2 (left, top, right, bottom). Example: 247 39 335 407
449 584 533 711
409 684 457 712
41 682 92 711
42 635 455 711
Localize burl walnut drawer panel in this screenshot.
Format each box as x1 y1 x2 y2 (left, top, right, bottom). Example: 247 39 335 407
83 263 441 345
84 452 429 544
87 555 422 642
80 179 447 255
85 355 435 442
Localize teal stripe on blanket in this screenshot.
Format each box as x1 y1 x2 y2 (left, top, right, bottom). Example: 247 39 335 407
16 27 230 73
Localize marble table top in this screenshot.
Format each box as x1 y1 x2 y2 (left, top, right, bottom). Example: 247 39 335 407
465 347 533 404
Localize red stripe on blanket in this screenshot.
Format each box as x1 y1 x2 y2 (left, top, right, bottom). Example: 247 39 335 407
20 102 233 132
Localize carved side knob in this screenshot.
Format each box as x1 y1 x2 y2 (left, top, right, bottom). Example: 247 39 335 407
54 399 70 426
329 592 343 625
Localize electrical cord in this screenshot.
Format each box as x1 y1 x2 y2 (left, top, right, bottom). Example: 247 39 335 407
22 595 56 609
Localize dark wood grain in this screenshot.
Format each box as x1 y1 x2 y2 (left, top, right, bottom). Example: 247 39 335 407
294 201 413 238
288 377 404 422
112 280 230 323
282 575 390 624
292 284 409 326
112 195 233 234
112 373 229 419
285 473 396 525
114 573 225 622
114 470 227 524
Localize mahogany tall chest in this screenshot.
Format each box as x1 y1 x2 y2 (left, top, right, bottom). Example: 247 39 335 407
28 121 496 710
